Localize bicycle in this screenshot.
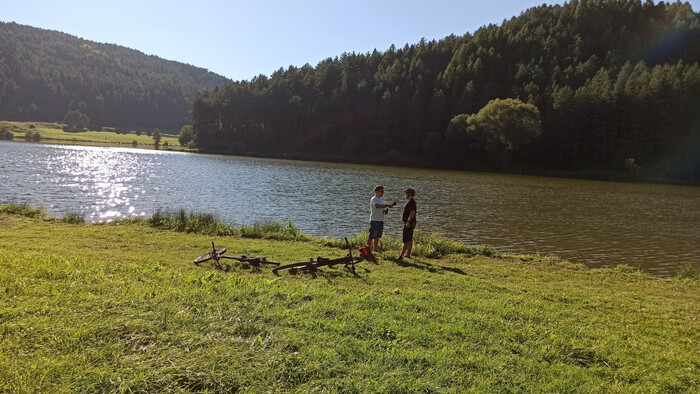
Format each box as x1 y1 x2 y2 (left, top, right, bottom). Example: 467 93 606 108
194 241 280 271
272 238 376 275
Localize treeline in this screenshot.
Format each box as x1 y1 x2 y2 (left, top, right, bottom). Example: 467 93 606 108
0 22 230 129
192 0 700 182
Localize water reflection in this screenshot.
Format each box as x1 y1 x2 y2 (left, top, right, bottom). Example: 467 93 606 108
27 145 151 221
0 140 698 275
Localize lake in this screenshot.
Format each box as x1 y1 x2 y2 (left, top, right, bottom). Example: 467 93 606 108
1 140 698 275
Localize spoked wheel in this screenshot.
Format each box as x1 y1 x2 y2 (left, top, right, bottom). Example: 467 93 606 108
194 253 212 264
289 265 318 275
194 248 226 264
345 259 362 273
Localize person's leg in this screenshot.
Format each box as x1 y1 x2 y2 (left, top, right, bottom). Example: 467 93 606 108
368 221 379 249
400 226 410 258
374 222 384 251
404 226 414 257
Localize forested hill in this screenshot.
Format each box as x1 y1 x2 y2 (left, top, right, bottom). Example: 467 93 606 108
192 0 700 183
0 22 230 129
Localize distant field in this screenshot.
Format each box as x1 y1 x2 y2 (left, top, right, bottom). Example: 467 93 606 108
0 121 183 149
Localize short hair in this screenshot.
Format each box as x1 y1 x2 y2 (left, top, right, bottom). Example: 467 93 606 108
374 185 384 192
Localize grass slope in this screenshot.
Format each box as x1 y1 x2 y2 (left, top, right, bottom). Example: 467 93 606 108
0 212 698 392
0 121 180 149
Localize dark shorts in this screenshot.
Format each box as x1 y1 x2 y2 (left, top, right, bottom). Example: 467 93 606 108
369 221 384 239
402 225 415 243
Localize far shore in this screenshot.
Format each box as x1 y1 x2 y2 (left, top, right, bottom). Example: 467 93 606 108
0 120 185 151
2 120 697 186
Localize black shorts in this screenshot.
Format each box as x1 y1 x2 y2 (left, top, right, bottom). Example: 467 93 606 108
402 225 414 242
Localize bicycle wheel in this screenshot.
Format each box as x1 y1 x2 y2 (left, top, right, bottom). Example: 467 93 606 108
290 265 317 275
194 248 226 264
346 257 366 271
194 252 213 264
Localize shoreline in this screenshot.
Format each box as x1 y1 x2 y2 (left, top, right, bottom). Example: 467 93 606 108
2 120 697 186
0 209 698 392
2 203 697 279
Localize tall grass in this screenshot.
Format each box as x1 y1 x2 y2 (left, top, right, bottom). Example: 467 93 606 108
412 230 498 257
239 220 313 241
0 204 498 258
0 202 47 218
148 209 238 236
60 212 85 224
321 229 498 258
147 209 312 241
675 263 699 279
0 203 84 224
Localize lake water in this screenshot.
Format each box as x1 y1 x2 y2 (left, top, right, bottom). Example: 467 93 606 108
1 140 698 275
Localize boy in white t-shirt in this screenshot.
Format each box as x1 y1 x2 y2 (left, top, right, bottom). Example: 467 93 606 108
367 185 396 252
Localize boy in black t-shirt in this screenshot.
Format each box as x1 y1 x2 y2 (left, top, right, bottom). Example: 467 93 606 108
399 188 417 259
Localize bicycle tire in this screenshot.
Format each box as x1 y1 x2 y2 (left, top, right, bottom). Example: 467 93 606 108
194 248 226 264
289 265 318 275
194 253 213 264
289 264 318 274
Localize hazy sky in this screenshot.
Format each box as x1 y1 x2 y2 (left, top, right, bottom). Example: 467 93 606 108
2 0 699 81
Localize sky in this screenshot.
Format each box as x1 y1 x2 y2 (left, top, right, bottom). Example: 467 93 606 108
2 0 699 82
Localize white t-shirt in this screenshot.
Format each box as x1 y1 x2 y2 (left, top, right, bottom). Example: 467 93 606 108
370 195 385 222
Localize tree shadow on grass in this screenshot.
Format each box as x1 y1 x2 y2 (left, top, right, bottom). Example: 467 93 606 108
390 257 467 276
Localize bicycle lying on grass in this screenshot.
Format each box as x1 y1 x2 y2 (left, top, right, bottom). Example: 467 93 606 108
194 242 280 271
272 238 376 276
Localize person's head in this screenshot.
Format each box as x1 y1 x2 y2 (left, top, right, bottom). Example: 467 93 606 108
403 188 415 199
374 185 384 196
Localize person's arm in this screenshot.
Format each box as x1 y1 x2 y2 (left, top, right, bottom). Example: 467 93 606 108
374 203 395 209
405 210 416 227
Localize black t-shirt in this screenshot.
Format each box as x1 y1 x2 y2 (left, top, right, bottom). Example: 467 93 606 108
402 199 417 224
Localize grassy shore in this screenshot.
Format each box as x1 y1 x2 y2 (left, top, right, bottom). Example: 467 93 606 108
0 121 181 149
0 207 698 392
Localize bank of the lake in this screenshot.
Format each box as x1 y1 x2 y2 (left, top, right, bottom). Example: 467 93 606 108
1 209 698 392
3 120 697 187
0 121 183 150
3 141 699 275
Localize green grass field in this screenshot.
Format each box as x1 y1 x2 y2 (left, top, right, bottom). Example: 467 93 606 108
0 207 698 392
0 121 181 149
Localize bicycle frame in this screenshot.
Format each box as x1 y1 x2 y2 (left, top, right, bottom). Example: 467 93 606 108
272 238 375 275
194 241 279 270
